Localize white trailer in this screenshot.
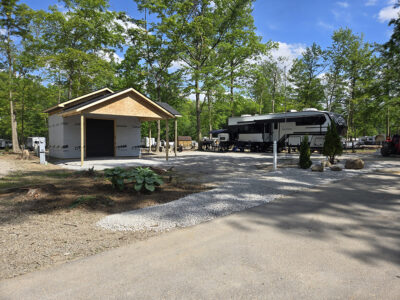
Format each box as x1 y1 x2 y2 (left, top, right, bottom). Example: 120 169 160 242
218 109 347 152
26 137 46 151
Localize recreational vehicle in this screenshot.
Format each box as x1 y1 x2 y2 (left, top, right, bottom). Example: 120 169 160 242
218 109 347 152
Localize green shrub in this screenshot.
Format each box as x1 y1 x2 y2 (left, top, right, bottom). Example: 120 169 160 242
104 167 126 191
104 167 163 192
128 167 163 192
323 123 343 164
299 135 312 169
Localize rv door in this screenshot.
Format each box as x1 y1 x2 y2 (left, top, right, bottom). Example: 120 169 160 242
272 122 279 141
263 123 272 142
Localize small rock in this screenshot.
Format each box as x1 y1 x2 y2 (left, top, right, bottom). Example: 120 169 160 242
330 165 342 171
345 158 364 169
27 188 39 198
321 161 332 168
311 164 324 172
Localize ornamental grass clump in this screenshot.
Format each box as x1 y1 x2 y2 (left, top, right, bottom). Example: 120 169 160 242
299 135 312 169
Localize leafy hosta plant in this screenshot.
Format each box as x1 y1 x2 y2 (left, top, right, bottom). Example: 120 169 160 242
104 167 126 191
129 167 163 192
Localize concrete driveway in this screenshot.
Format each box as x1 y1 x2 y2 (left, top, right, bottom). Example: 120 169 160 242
1 172 399 299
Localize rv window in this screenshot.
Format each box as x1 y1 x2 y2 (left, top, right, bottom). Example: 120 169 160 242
295 115 326 126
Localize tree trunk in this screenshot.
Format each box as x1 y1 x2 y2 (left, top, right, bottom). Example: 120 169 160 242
67 76 72 99
21 84 25 145
208 91 212 139
195 78 202 150
7 31 20 153
230 65 234 117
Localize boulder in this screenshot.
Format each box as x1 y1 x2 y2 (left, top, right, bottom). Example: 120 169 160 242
330 165 342 171
321 160 332 168
311 164 324 172
345 158 364 169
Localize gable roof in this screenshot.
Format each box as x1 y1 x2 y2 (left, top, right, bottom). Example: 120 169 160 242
45 87 181 120
44 88 113 114
156 102 182 117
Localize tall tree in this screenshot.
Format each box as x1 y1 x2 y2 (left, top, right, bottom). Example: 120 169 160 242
289 43 325 109
41 0 125 99
0 0 31 152
324 30 347 112
217 3 266 116
140 0 255 147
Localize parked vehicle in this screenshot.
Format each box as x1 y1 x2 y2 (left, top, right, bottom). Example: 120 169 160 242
217 109 347 152
0 139 12 149
381 134 400 156
26 137 46 151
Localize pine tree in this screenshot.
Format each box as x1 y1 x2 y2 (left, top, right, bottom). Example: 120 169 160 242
299 135 312 169
323 123 343 164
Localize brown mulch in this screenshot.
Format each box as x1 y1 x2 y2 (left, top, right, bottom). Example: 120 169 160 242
0 154 206 279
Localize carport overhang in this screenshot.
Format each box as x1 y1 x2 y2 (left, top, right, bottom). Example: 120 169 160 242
46 88 181 166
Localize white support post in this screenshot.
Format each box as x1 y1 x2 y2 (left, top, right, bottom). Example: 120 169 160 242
174 118 177 157
165 119 169 161
81 114 84 167
273 140 277 171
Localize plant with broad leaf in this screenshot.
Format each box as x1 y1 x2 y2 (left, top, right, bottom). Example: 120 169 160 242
128 167 164 192
104 167 126 191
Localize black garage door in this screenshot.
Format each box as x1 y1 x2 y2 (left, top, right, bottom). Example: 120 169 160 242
86 119 114 157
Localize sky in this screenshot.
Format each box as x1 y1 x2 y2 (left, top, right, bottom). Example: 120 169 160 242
21 0 400 63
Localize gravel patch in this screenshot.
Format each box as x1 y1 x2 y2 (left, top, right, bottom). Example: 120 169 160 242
97 152 400 232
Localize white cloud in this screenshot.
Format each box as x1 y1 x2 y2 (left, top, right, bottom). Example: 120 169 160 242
0 29 6 35
114 18 142 33
365 0 378 6
378 5 400 22
336 1 349 8
168 60 190 73
271 42 306 63
317 21 334 30
97 50 122 64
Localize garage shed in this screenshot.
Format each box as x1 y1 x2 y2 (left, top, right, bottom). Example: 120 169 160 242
45 88 181 165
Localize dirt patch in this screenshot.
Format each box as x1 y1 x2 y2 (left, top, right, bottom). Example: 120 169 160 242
0 154 206 279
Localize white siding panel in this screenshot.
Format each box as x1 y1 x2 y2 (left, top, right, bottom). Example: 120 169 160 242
116 116 141 157
48 115 64 158
62 115 82 159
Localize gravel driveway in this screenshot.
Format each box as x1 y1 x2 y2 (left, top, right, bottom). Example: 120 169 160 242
58 151 400 232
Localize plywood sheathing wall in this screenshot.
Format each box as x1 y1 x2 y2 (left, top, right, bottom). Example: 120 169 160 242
84 92 172 120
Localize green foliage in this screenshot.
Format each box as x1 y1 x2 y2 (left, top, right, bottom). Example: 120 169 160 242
0 0 399 145
104 167 126 191
323 123 343 164
299 135 312 169
289 43 325 110
127 167 163 192
104 167 163 193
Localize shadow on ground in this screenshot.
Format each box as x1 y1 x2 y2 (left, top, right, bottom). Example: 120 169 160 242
226 173 400 267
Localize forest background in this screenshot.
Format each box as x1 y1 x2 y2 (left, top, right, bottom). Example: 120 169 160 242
1 0 399 151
